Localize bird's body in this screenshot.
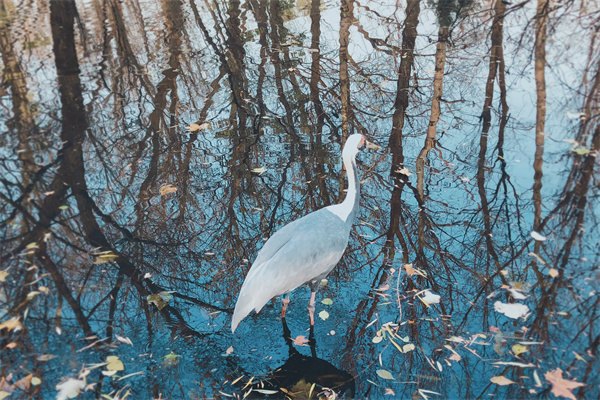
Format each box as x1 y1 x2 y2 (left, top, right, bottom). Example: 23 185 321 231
231 134 367 332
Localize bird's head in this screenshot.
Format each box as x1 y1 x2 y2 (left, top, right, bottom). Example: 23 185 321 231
342 134 378 161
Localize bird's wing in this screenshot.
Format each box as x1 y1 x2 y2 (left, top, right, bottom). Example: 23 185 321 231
231 209 349 332
246 209 349 288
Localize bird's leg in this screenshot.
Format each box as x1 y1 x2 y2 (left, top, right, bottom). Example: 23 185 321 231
308 324 317 357
281 293 290 319
308 290 316 326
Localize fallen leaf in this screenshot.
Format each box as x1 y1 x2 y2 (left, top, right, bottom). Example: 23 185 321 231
106 355 124 372
419 290 441 306
251 167 267 175
292 336 309 346
187 122 210 132
384 388 395 396
549 268 559 278
226 346 234 355
31 377 41 386
93 250 118 264
402 343 415 353
376 369 394 380
490 375 515 386
0 317 23 332
507 287 528 300
318 310 329 321
544 368 585 400
572 146 591 156
253 389 279 395
56 378 86 400
492 361 535 368
37 354 56 361
159 184 177 196
0 391 10 400
396 167 411 176
512 344 528 356
494 301 529 319
321 298 333 305
147 292 173 310
14 374 32 390
163 352 179 367
533 370 542 387
530 231 547 241
0 270 8 282
26 291 40 301
5 342 17 349
404 263 426 277
115 335 133 346
372 335 383 344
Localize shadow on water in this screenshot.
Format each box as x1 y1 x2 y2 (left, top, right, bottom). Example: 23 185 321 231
0 0 599 398
237 319 355 399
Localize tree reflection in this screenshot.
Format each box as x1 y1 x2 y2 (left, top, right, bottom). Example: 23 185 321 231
0 0 598 398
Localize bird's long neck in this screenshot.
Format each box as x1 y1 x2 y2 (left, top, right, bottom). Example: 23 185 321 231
339 152 360 224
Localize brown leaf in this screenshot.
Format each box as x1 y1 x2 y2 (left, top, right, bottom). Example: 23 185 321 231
544 368 585 400
14 374 32 390
159 184 177 196
404 263 426 277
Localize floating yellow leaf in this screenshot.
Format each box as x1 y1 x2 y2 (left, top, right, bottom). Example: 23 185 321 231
572 146 591 156
321 298 333 305
0 270 8 282
106 355 124 371
490 375 515 386
163 352 179 367
512 344 528 356
549 268 559 278
93 251 119 264
376 369 394 380
31 377 42 386
318 310 329 321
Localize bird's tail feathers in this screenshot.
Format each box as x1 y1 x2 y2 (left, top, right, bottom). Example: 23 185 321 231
231 276 273 333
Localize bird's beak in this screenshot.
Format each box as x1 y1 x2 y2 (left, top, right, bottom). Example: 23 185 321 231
365 140 381 151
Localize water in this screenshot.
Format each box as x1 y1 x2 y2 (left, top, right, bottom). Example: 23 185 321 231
0 0 598 399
